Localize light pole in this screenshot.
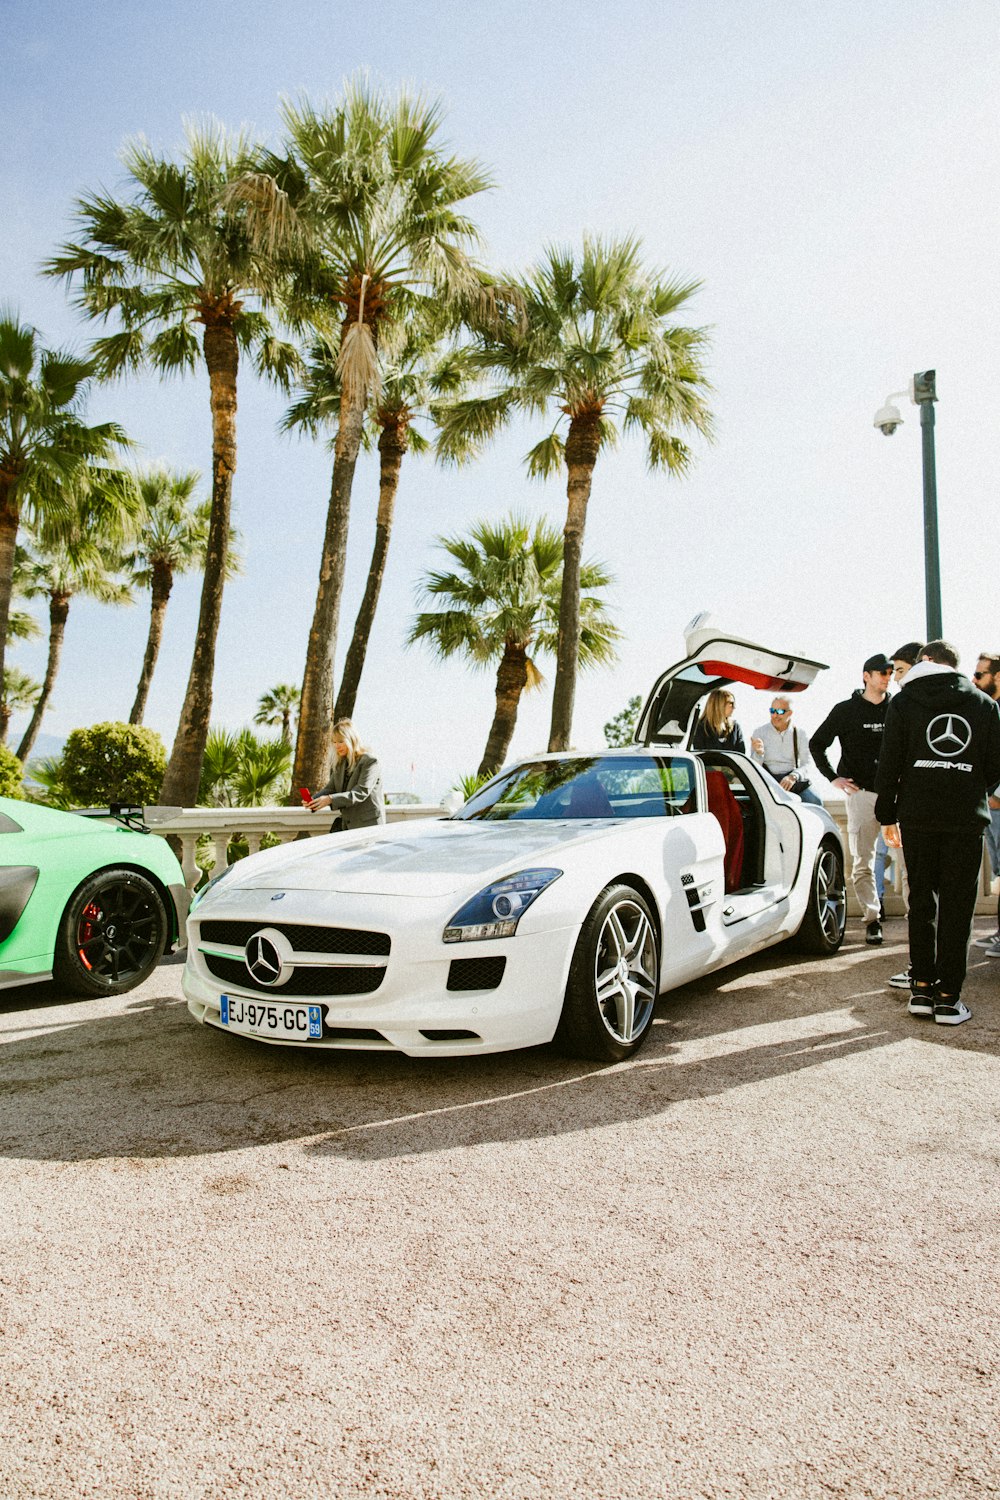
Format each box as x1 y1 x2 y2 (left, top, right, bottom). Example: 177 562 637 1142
873 369 941 640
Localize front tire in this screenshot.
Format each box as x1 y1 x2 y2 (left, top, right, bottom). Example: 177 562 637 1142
53 867 168 997
792 839 847 955
555 884 660 1062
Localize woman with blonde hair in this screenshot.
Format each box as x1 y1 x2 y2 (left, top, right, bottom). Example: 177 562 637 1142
308 718 385 830
691 688 747 753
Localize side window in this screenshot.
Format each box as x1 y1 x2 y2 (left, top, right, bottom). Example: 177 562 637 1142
596 761 696 817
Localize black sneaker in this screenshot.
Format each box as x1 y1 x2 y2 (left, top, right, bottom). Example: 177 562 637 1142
907 985 936 1018
934 996 972 1026
866 920 883 945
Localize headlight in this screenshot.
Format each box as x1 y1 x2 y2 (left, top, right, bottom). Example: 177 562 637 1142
190 863 235 913
443 868 562 943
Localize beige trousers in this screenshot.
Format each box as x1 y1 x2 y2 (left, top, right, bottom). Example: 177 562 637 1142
846 789 881 924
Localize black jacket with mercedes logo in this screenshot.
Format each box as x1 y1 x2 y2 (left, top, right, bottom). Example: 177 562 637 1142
874 668 1000 831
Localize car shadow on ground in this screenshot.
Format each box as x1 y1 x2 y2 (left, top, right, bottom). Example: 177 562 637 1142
0 920 995 1164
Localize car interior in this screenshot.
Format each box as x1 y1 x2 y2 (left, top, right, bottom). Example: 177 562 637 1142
700 753 767 893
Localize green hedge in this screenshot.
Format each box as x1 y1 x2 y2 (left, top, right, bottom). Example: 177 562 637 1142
0 743 24 798
61 722 167 807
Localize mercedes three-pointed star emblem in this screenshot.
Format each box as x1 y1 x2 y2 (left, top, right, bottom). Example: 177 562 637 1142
926 713 972 757
244 928 291 987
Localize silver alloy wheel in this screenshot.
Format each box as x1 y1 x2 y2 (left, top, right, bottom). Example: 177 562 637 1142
815 847 847 945
593 897 658 1044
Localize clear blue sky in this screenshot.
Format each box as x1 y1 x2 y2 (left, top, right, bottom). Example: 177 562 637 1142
3 0 998 795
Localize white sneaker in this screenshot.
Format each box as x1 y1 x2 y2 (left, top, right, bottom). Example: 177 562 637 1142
983 935 1000 958
972 931 1000 948
934 997 972 1025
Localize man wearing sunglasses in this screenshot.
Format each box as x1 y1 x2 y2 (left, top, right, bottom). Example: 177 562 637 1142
750 697 822 804
810 654 894 944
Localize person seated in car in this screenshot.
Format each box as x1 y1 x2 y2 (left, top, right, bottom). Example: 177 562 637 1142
691 688 746 752
749 695 822 804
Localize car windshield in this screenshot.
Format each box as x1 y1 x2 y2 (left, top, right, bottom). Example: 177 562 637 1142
456 755 697 821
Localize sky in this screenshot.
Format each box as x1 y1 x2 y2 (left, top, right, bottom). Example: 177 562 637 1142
3 0 999 799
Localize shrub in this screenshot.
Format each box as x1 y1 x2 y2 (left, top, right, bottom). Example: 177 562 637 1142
61 722 167 807
0 743 24 799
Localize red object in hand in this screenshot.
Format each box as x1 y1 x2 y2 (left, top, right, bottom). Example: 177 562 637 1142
299 787 312 806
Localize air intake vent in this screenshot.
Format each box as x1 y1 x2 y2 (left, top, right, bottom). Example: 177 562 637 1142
204 953 385 997
446 956 507 991
419 1029 482 1042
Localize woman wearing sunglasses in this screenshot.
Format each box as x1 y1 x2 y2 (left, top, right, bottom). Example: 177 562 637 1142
750 697 822 805
691 688 747 752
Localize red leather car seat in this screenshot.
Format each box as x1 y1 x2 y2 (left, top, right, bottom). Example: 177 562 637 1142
705 769 745 892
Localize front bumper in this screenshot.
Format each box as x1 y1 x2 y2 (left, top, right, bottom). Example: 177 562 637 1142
182 886 577 1058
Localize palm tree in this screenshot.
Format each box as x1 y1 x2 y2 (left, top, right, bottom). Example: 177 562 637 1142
0 312 128 694
0 667 41 744
46 121 299 805
121 466 222 725
233 80 494 789
253 683 300 744
409 514 619 777
15 526 133 763
198 727 292 807
438 235 713 751
284 317 464 722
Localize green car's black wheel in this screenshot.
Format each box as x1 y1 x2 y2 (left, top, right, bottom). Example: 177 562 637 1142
53 867 168 997
555 883 660 1063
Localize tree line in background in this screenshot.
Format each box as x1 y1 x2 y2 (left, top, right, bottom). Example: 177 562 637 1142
1 76 712 809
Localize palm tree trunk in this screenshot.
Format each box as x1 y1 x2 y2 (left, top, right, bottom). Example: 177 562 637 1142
293 382 366 792
548 414 601 751
160 323 238 805
281 708 291 743
333 420 406 722
129 559 173 725
478 640 529 778
0 480 20 695
0 705 9 744
17 593 69 763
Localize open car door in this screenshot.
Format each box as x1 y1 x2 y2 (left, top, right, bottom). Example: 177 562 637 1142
635 613 828 748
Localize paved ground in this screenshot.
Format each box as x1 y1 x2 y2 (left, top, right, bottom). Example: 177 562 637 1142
2 919 999 1499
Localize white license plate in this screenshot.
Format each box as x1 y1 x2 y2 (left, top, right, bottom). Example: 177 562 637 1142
220 994 323 1040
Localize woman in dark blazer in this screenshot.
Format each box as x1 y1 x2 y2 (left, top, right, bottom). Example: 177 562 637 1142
308 719 385 830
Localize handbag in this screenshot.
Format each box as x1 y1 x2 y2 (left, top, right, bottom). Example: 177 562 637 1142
767 729 811 796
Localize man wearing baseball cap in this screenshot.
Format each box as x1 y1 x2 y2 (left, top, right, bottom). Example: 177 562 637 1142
810 653 894 943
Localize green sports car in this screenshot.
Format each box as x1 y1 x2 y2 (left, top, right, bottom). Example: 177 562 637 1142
0 796 189 996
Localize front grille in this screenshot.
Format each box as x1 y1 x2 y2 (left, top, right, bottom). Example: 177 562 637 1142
447 956 507 991
324 1026 386 1041
198 919 390 956
204 953 385 997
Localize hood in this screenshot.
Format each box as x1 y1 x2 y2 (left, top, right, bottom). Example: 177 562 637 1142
901 669 974 709
218 817 626 898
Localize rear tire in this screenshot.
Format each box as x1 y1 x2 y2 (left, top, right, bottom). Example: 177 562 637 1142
53 867 168 997
792 839 846 955
555 883 659 1062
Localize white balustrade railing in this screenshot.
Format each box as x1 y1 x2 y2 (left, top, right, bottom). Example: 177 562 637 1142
141 798 997 916
143 802 446 890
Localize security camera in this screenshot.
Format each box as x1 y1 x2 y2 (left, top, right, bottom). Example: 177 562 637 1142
873 402 903 436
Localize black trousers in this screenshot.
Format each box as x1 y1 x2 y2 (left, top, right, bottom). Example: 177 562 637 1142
900 824 984 995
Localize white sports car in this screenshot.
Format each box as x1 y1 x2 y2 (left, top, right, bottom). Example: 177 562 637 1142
183 620 847 1062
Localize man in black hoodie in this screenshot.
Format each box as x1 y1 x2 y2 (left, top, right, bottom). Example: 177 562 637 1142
875 640 1000 1025
810 653 894 944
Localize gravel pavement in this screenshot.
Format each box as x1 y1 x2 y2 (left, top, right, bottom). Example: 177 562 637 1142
2 918 999 1499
